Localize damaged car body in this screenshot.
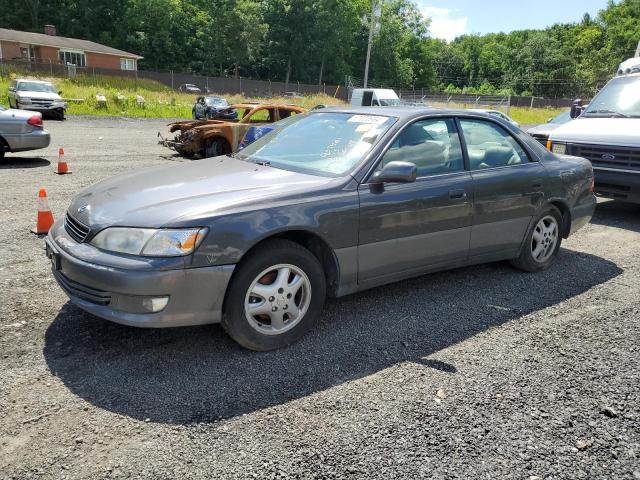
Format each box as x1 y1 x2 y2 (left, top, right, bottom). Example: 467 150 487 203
159 103 307 158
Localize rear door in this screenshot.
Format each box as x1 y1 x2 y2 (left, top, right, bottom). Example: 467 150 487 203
458 118 545 259
358 117 473 282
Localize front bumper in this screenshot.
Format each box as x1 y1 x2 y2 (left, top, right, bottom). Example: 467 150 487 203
593 168 640 204
17 101 67 112
5 128 51 152
46 220 235 328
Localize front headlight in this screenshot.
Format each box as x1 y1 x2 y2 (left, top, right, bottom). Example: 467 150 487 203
550 142 566 155
18 96 32 105
90 227 207 257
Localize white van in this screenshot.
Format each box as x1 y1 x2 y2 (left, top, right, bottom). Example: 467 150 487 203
350 88 401 107
548 57 640 203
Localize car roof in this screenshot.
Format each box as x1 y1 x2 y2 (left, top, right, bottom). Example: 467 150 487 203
308 106 511 121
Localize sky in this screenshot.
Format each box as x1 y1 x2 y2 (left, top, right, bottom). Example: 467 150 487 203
416 0 611 42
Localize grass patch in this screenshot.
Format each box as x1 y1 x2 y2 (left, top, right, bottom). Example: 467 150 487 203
0 71 345 118
508 106 566 125
0 69 566 124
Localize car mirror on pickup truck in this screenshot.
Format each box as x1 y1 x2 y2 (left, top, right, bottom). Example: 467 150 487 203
570 99 584 119
371 161 417 184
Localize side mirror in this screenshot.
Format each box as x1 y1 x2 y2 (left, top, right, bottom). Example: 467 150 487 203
8 87 15 92
570 99 583 119
58 90 62 95
371 161 417 184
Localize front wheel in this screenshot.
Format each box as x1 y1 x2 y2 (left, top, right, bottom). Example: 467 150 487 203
222 239 326 351
511 206 562 272
204 139 223 158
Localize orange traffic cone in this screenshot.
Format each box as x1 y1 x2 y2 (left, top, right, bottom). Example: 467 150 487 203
31 188 55 235
54 147 71 174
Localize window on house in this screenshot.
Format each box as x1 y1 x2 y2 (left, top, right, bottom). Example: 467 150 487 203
59 50 86 67
120 58 135 70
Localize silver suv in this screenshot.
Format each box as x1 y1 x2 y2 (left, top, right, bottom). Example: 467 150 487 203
8 79 68 120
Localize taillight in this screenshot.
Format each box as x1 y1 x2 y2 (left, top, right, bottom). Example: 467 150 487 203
589 176 595 193
27 115 42 128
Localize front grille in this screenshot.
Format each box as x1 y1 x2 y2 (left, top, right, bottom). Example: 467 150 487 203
64 213 90 243
567 143 640 171
31 98 53 107
54 270 111 305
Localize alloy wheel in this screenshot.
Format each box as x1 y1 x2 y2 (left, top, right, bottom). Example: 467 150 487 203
531 215 559 263
244 264 312 335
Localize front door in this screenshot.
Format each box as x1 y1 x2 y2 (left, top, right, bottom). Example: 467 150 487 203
358 117 474 283
458 118 546 258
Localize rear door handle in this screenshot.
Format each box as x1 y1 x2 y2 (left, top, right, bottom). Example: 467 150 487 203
449 189 467 199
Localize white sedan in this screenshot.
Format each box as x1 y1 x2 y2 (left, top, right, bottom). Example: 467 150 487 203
0 105 51 159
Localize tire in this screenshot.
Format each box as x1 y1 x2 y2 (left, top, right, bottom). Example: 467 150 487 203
510 205 563 272
204 139 223 158
222 239 326 351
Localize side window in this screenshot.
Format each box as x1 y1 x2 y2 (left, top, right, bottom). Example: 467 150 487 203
277 108 299 120
380 118 464 176
459 119 529 170
248 108 274 123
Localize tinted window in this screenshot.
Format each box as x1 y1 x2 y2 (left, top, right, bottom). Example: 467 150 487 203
380 118 464 176
460 119 529 170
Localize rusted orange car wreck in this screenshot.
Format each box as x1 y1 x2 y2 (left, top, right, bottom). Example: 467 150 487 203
159 103 307 158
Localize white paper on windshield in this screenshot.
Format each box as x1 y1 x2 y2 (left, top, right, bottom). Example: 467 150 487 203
348 114 387 124
355 123 375 133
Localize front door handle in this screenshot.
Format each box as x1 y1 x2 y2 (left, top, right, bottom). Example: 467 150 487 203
449 189 467 199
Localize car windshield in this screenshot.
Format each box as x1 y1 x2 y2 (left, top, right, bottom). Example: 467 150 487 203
550 111 571 124
205 97 228 107
582 75 640 117
235 112 397 177
0 105 5 111
17 82 56 93
379 98 401 106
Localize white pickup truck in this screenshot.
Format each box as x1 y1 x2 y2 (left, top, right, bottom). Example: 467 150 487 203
548 57 640 203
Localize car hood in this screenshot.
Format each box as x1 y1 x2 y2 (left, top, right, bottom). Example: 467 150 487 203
550 117 640 147
17 90 62 100
526 123 559 136
68 157 335 229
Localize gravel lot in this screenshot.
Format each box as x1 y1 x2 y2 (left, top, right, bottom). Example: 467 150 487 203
1 116 639 479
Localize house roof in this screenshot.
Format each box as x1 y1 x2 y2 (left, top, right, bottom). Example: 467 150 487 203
0 28 143 59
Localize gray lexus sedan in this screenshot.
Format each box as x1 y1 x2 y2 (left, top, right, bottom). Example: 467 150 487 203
46 108 596 350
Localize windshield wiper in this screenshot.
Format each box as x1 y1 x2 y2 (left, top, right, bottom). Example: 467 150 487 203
584 109 629 118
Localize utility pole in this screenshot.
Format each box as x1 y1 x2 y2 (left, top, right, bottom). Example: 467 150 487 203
363 0 381 88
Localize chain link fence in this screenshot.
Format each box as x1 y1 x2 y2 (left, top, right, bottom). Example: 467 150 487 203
0 58 349 100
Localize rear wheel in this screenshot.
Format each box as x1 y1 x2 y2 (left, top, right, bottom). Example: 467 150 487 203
511 206 562 272
222 239 326 351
